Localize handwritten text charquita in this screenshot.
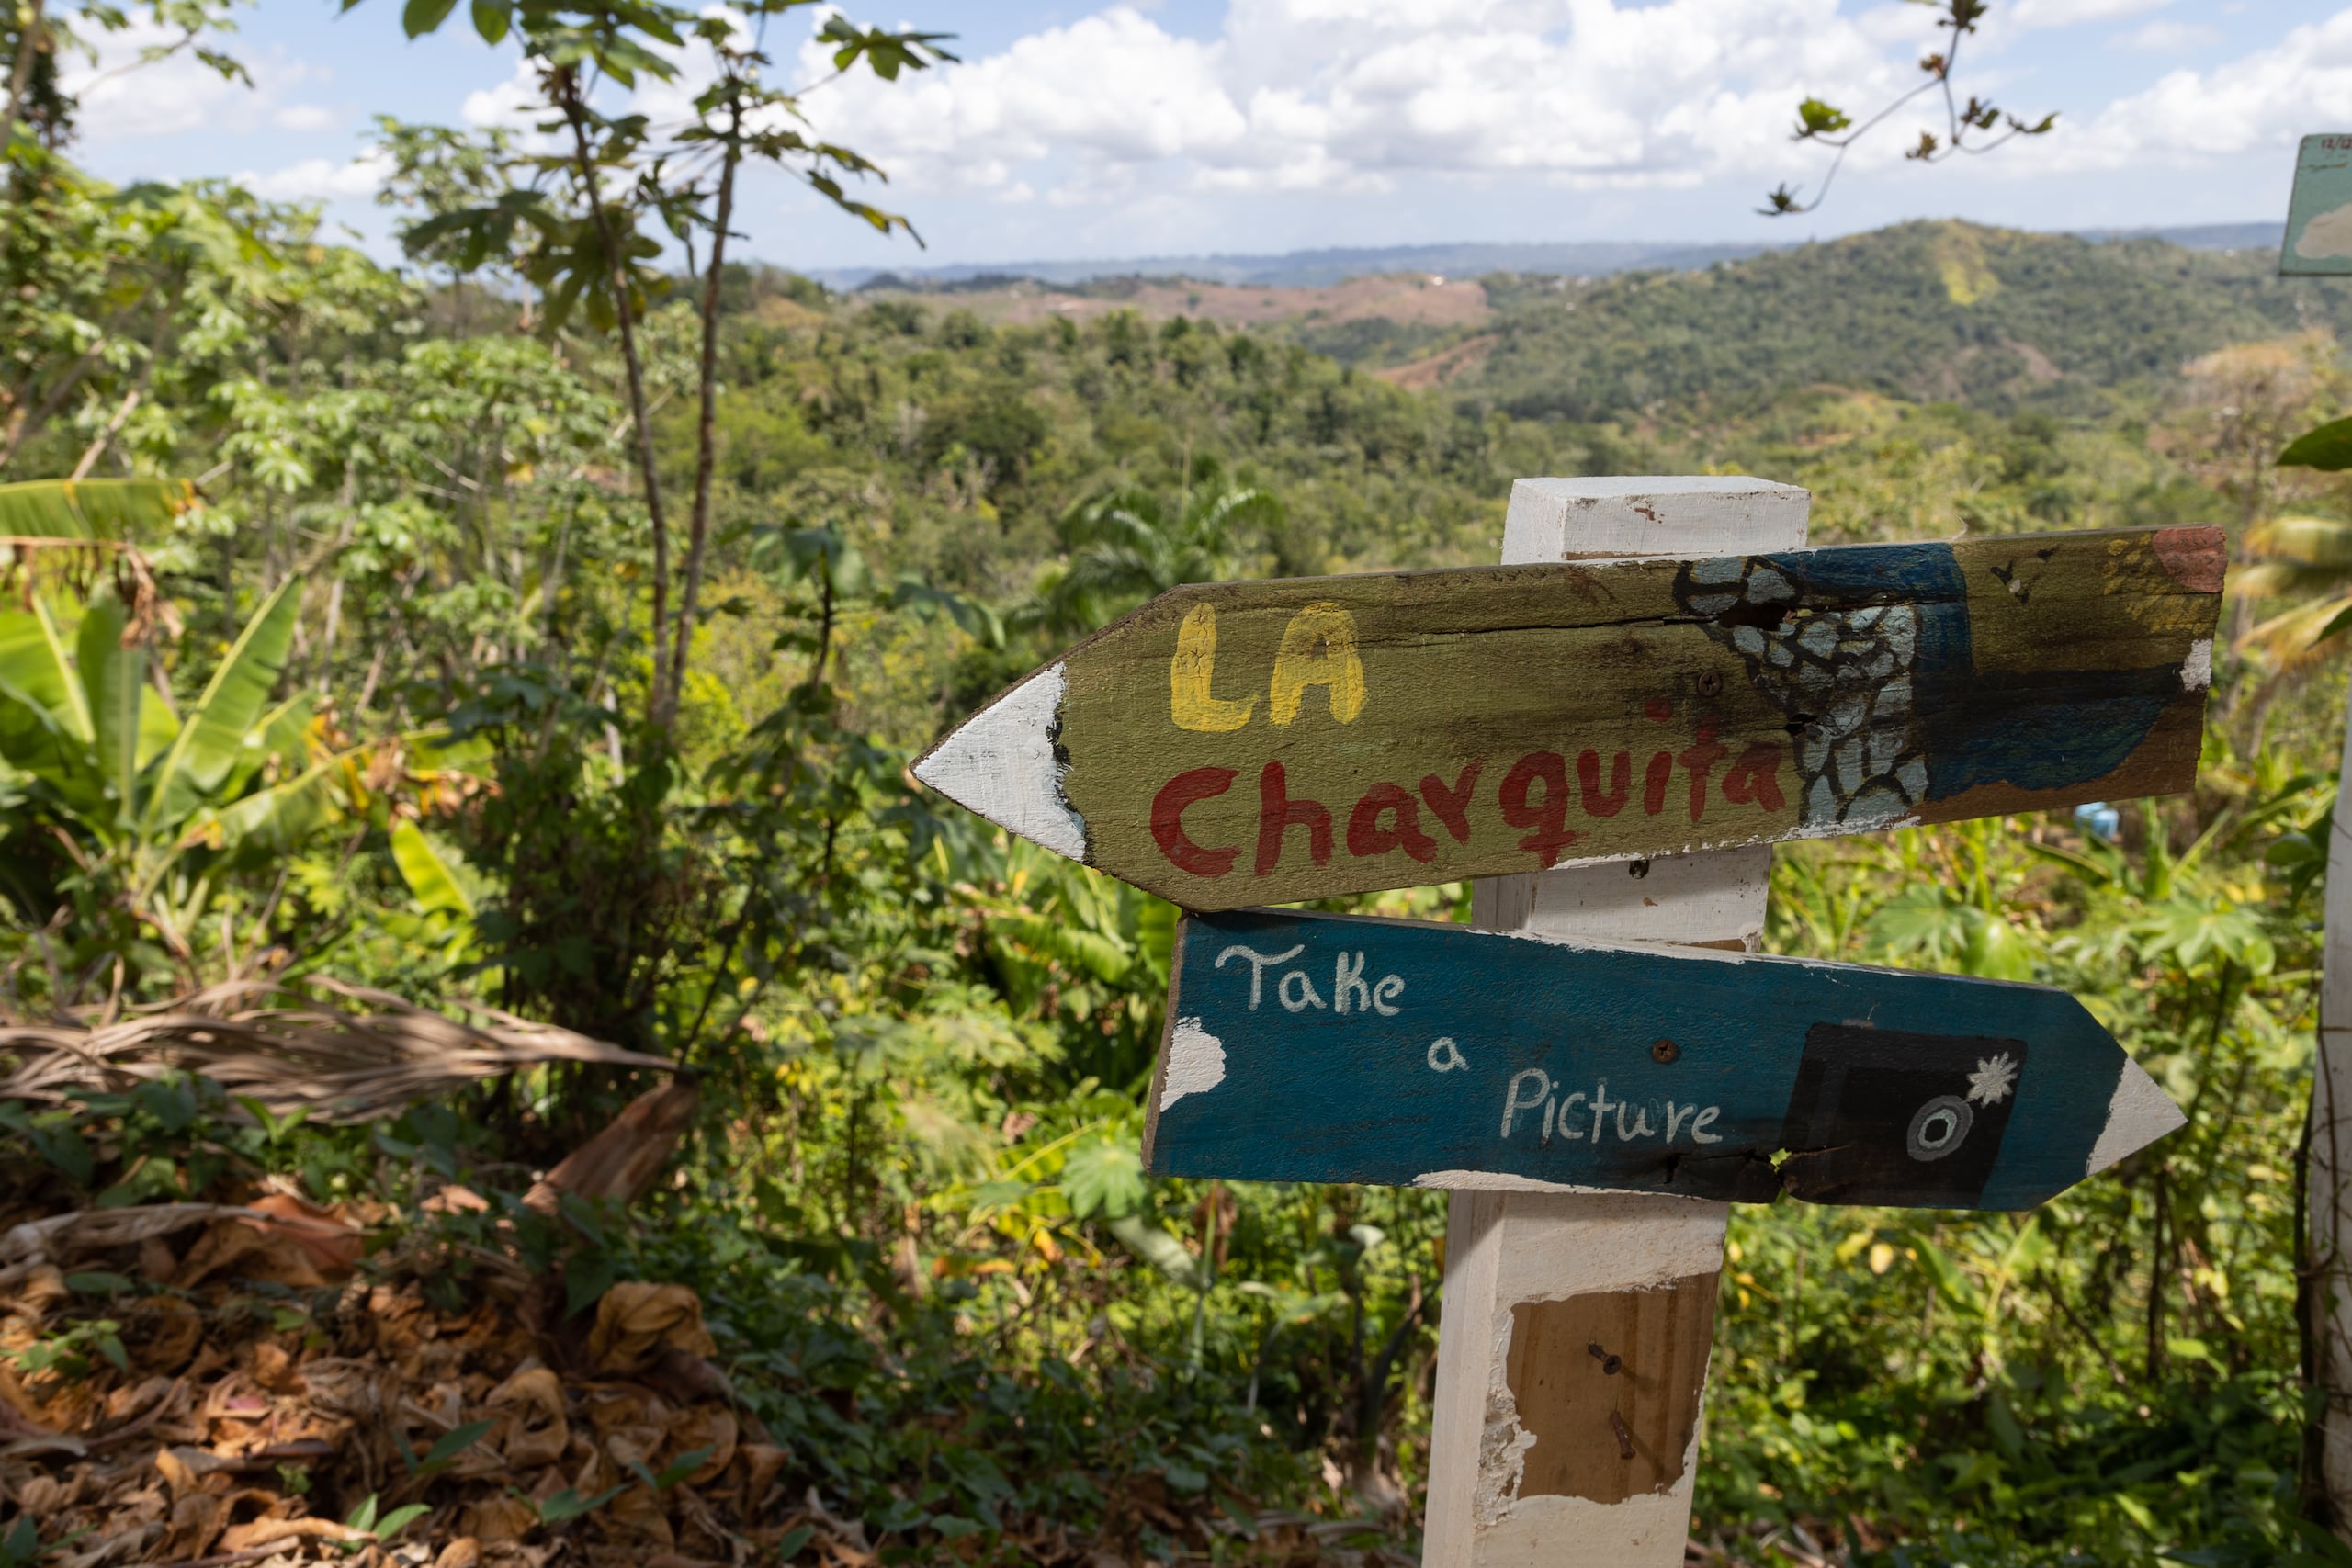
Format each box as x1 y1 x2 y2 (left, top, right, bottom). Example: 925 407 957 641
1152 601 1788 880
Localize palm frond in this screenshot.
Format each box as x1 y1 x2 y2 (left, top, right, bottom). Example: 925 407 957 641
2245 514 2352 570
2239 592 2352 671
0 976 673 1123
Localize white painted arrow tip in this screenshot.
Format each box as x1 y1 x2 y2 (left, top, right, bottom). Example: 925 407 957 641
910 661 1088 863
2086 1055 2188 1179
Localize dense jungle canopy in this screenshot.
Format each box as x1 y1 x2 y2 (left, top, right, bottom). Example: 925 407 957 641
6 5 2352 1562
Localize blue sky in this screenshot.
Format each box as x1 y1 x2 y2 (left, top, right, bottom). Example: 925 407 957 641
61 0 2352 270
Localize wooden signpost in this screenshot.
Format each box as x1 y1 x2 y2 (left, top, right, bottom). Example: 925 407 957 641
913 523 2223 910
1144 908 2183 1209
2310 668 2352 1528
2284 134 2352 276
921 476 2212 1566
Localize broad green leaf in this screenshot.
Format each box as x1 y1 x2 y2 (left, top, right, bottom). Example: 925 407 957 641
2279 414 2352 471
34 1122 94 1187
630 1444 714 1491
135 685 178 772
147 581 300 830
63 1270 133 1295
200 756 344 856
220 693 313 800
371 1504 431 1539
1866 885 1972 964
469 0 510 42
1063 1138 1146 1219
413 1417 494 1473
391 820 473 918
1961 911 2036 981
967 1178 1032 1211
401 0 460 36
1107 1213 1201 1290
983 907 1130 983
1912 1235 1981 1315
0 478 193 540
1794 97 1852 138
0 603 95 775
74 596 143 826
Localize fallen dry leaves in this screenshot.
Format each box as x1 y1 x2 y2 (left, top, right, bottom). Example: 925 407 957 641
0 1197 829 1568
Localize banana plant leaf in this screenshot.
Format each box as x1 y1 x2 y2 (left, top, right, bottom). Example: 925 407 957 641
145 581 300 831
0 478 196 541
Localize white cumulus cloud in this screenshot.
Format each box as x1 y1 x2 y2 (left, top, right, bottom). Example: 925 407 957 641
60 21 326 141
272 104 343 133
237 148 395 201
797 0 1928 201
2058 8 2352 169
2112 19 2222 51
463 60 545 131
2009 0 2168 28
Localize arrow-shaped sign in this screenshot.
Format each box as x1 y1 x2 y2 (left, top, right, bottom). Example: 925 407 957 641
1142 909 2184 1210
914 526 2223 911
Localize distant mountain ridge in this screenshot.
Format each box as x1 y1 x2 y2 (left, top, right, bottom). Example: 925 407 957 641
808 222 2284 292
1443 220 2342 423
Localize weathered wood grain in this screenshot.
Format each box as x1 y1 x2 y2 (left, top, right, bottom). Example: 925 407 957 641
1429 1191 1724 1568
914 525 2225 910
1143 908 2184 1210
1426 479 1782 1568
2309 669 2352 1522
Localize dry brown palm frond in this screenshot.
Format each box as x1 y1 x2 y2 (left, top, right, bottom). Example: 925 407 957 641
0 976 673 1123
2240 591 2352 674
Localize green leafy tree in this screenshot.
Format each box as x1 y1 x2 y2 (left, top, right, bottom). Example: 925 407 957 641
1025 473 1283 634
374 0 952 733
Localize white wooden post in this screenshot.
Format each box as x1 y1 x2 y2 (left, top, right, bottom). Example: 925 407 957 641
1421 477 1809 1568
2312 672 2352 1527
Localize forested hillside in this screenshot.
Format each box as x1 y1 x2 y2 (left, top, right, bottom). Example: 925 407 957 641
4 29 2351 1560
1371 221 2352 422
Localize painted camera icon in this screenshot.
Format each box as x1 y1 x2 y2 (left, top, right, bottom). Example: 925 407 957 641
1775 1023 2026 1206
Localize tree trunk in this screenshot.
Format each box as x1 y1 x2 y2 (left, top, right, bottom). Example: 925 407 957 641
668 103 741 722
553 66 671 733
3 0 45 137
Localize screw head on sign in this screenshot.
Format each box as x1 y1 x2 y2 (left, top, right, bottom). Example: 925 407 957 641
1696 670 1723 697
1651 1039 1679 1065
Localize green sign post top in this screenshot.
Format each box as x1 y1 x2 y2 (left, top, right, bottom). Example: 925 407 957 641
2284 134 2352 276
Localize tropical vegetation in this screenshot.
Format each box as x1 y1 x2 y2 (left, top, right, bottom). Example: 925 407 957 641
6 4 2352 1562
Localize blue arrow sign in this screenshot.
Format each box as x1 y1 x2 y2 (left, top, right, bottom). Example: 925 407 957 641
1142 909 2183 1210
